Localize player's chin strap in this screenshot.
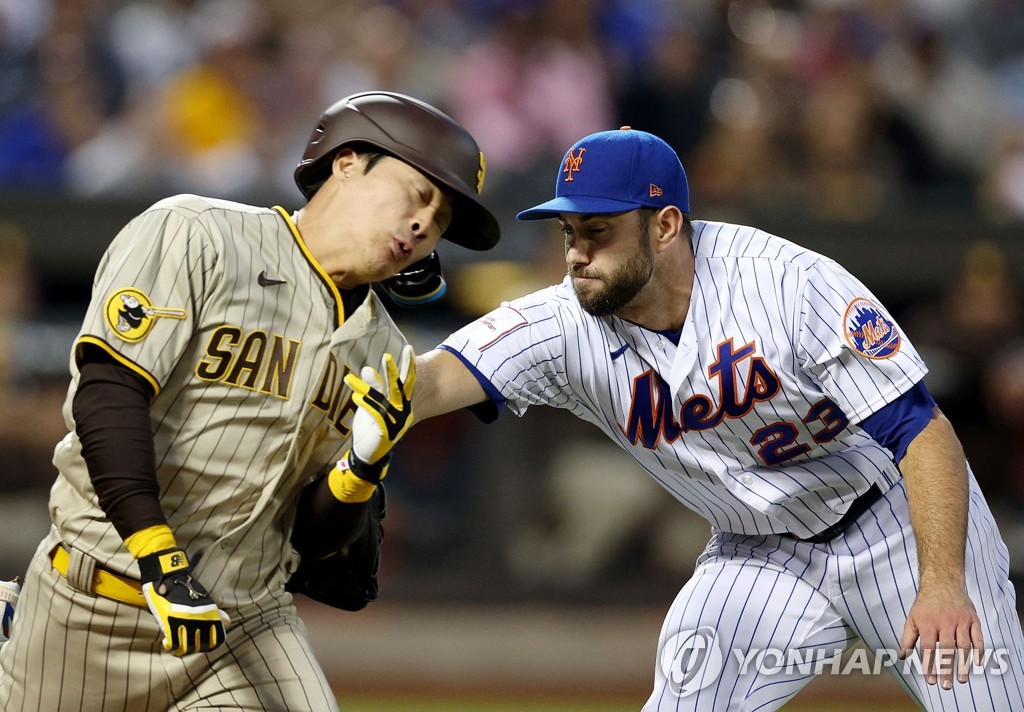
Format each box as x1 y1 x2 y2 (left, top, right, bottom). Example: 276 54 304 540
379 251 447 308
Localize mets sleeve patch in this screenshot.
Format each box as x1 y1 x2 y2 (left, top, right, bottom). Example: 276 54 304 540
843 297 900 359
466 306 528 351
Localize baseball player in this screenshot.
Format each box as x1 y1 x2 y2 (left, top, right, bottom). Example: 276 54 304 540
0 91 500 711
412 128 1024 710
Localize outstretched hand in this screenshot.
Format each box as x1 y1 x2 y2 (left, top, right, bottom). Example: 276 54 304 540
345 344 416 465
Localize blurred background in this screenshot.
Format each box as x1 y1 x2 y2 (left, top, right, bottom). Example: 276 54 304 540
0 0 1022 708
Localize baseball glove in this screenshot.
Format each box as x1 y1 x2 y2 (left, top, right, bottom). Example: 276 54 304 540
286 484 386 612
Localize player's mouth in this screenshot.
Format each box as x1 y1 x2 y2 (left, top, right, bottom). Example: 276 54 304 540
391 238 413 264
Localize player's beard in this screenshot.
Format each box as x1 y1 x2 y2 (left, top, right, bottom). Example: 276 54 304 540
570 236 654 317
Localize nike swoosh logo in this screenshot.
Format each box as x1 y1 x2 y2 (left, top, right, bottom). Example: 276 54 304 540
610 343 629 360
258 270 286 287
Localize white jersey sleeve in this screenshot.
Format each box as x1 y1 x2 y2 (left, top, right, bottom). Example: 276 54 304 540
74 197 217 392
440 287 577 418
796 258 928 424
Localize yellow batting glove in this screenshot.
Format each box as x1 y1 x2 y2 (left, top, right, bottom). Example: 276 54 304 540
138 548 230 656
344 344 416 465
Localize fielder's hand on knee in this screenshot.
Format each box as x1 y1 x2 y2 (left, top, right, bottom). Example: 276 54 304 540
330 345 415 503
130 526 229 656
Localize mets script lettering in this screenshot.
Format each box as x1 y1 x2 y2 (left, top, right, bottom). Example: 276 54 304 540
622 339 850 464
624 339 781 449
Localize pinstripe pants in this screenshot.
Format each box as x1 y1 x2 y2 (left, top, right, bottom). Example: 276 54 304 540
0 534 338 712
644 474 1024 711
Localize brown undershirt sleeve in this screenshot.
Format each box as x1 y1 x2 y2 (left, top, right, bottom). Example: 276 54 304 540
291 471 373 561
71 345 165 541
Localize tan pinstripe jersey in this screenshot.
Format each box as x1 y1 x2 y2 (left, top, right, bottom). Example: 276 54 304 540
47 194 407 610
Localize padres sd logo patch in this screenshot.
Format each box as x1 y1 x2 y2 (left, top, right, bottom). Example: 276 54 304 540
844 297 900 359
104 288 186 343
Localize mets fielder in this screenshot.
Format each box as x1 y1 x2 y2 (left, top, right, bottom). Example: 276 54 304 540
413 128 1024 710
0 91 500 711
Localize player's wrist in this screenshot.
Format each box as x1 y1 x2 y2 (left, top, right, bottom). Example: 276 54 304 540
137 545 229 656
125 524 178 559
918 571 965 592
328 451 389 503
137 547 191 584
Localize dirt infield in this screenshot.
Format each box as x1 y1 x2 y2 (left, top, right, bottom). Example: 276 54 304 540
302 600 915 709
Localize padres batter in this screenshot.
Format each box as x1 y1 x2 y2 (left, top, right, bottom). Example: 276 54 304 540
413 128 1024 710
0 91 499 711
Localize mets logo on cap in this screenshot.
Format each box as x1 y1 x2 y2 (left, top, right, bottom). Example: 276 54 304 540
563 148 586 182
104 288 186 343
844 297 900 359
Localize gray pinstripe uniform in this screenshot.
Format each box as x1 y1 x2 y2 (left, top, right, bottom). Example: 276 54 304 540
0 194 406 711
441 221 1024 710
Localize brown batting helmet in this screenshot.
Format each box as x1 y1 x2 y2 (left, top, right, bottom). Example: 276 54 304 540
294 91 500 251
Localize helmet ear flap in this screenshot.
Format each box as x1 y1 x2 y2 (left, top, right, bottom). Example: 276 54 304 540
378 252 447 308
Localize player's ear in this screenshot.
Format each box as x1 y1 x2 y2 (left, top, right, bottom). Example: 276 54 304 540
331 148 361 181
652 206 684 253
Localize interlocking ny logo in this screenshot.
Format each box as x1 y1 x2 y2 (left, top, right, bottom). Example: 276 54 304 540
563 148 586 181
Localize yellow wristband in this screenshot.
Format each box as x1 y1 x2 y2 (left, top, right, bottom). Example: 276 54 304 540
328 465 382 503
124 524 177 559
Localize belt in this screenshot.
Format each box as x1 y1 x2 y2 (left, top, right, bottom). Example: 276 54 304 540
50 544 147 608
797 484 884 544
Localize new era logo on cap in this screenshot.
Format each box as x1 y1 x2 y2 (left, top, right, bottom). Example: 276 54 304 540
517 127 690 220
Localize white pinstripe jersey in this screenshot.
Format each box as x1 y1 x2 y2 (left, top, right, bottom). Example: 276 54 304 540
48 194 407 609
441 220 928 538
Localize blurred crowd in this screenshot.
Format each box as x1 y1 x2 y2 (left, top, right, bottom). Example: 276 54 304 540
1 0 1023 600
0 0 1023 221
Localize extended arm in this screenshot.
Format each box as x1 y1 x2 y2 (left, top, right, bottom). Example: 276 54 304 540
413 348 489 421
897 408 983 689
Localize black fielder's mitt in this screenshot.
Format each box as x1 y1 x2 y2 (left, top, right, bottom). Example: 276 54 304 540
286 484 386 612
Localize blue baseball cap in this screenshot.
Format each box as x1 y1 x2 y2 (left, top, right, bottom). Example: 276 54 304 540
516 127 689 220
